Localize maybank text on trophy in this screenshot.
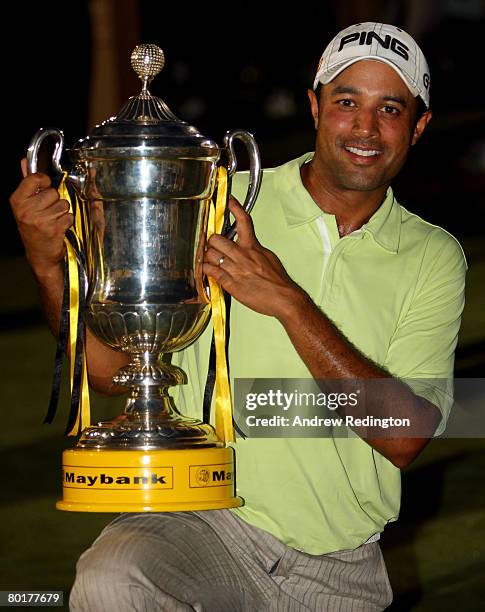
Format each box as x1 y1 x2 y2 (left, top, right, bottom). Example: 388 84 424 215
27 44 262 512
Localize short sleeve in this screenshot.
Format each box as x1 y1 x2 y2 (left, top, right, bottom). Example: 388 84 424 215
384 229 467 436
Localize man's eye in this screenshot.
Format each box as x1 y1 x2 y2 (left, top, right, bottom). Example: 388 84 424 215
382 105 400 115
338 99 355 107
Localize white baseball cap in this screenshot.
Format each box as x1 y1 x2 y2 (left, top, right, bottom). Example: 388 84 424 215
313 22 431 108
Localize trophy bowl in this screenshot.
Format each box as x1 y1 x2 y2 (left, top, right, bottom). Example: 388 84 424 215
27 44 261 512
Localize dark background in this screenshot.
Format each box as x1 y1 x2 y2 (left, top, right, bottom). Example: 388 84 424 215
1 1 484 610
4 0 485 249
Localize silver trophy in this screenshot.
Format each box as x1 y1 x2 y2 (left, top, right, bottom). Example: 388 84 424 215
27 45 261 511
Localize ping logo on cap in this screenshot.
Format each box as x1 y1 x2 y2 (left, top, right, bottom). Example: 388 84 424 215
338 31 410 61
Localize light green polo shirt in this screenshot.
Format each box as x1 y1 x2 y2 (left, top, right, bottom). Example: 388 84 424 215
172 152 467 554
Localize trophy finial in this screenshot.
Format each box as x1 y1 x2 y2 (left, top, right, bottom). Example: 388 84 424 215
131 44 165 93
116 43 178 123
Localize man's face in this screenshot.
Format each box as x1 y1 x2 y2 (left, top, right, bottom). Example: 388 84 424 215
308 60 432 194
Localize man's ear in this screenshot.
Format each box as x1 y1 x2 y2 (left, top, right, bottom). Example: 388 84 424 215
412 109 432 145
307 89 319 129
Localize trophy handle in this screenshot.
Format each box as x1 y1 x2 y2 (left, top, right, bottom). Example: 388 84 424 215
27 127 65 175
222 129 262 240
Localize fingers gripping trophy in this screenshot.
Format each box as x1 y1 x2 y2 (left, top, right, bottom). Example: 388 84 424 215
27 45 262 512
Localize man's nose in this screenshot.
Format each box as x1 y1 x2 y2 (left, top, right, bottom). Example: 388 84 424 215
352 109 378 138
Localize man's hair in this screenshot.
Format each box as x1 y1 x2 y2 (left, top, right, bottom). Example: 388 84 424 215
414 98 429 124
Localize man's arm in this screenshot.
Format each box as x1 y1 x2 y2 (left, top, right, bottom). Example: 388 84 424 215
204 198 449 469
9 167 128 395
275 290 442 467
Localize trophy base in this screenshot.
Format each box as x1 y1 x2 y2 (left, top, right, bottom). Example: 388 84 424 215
57 446 243 512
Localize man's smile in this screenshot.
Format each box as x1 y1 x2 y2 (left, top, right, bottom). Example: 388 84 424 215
343 144 383 163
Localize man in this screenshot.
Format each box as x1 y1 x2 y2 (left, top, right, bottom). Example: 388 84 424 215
10 22 466 611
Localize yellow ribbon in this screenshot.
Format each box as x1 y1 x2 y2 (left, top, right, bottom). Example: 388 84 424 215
207 167 235 443
58 176 91 436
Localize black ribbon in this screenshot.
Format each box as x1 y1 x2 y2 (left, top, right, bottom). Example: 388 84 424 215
43 181 89 436
44 256 70 425
63 233 87 436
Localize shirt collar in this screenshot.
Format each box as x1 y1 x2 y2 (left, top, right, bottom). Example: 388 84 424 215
363 188 401 254
274 152 401 253
274 153 323 227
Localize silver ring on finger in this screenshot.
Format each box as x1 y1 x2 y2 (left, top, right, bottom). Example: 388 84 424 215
218 256 225 266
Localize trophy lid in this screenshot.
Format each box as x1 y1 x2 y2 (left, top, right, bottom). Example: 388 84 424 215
71 44 218 158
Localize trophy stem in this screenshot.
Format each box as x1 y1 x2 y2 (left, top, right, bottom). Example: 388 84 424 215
77 351 222 450
114 352 188 420
113 352 187 389
123 384 178 422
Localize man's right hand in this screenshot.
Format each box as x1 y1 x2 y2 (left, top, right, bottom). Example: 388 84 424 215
9 159 73 280
9 159 129 394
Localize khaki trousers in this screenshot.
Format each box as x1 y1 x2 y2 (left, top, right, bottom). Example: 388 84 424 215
70 509 393 611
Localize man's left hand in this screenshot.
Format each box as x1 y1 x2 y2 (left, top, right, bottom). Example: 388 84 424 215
203 197 304 319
